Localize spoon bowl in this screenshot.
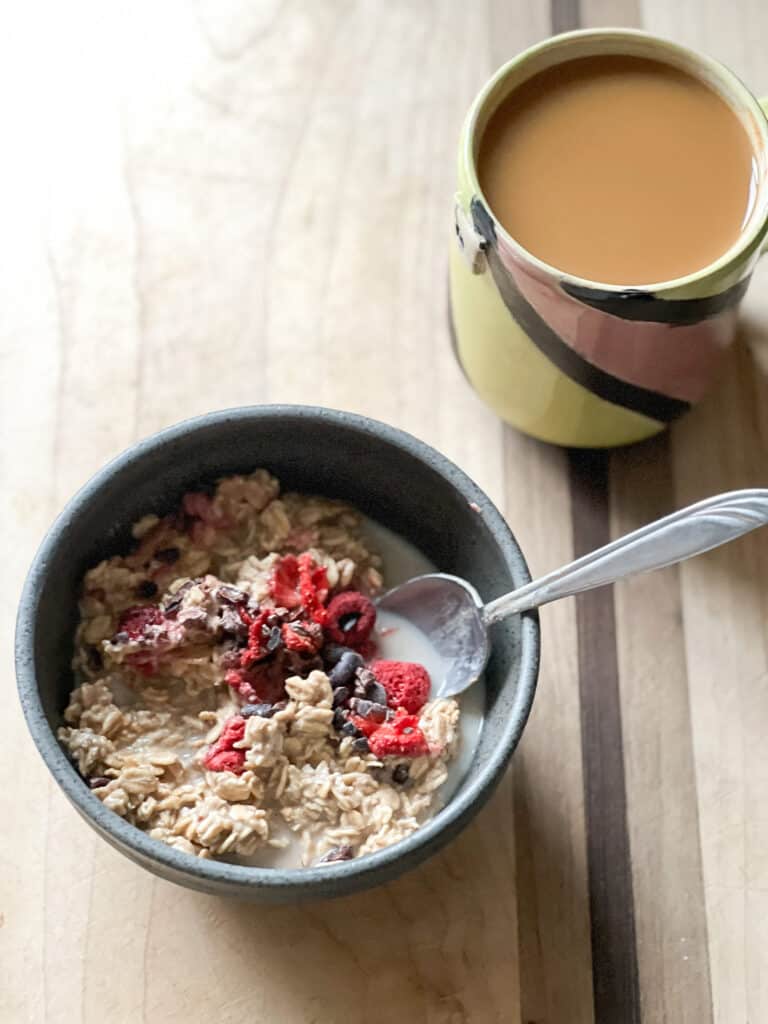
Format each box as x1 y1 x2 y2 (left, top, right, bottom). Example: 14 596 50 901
377 574 490 698
381 489 768 698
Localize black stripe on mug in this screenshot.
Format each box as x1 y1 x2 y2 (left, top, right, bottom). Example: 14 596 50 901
561 278 750 324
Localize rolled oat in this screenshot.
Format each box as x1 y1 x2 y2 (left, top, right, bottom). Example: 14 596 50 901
59 471 460 867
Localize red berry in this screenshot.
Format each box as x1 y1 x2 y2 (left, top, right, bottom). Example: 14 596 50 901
281 620 323 654
203 716 246 773
349 714 380 738
117 605 165 640
225 664 285 705
367 709 429 758
240 609 273 667
269 554 303 609
324 592 376 649
299 553 329 624
269 554 329 624
371 660 431 714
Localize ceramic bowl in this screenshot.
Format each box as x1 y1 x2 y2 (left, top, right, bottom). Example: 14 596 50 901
15 406 540 902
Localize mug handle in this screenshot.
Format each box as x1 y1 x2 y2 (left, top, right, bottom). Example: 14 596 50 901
454 195 487 274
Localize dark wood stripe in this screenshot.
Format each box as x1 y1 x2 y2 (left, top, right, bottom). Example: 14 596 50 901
611 433 714 1022
470 200 690 423
569 449 642 1024
554 3 642 1019
551 0 580 34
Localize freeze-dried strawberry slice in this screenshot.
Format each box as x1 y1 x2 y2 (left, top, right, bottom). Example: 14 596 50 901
203 716 246 773
367 709 429 758
282 620 323 654
225 663 286 705
240 609 273 668
269 553 329 623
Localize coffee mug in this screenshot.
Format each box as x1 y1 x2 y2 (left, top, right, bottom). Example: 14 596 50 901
450 29 768 448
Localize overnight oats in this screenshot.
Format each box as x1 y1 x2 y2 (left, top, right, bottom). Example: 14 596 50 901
58 471 472 867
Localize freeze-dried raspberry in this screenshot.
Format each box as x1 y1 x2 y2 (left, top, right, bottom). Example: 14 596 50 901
116 605 165 640
323 592 376 650
371 660 431 714
115 606 168 676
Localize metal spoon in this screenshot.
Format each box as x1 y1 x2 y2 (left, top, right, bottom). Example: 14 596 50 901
377 489 768 698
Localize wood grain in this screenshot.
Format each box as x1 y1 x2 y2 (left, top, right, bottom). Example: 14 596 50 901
570 450 641 1024
504 431 593 1024
2 1 768 1022
611 436 714 1024
640 4 768 1021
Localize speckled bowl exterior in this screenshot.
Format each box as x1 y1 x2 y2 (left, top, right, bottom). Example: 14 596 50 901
15 406 540 902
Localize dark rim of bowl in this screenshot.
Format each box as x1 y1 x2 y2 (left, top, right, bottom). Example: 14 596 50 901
15 405 540 893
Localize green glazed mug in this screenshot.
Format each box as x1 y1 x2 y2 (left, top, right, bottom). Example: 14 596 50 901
450 29 768 448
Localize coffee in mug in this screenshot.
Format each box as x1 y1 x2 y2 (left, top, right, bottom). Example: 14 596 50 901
478 55 757 285
450 31 768 448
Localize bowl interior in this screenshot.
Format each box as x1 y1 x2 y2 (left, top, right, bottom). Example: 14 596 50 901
18 407 538 899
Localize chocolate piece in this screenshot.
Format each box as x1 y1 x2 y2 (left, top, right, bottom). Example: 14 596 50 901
328 650 364 688
364 679 388 707
88 776 110 789
136 579 158 599
219 606 247 641
240 703 275 718
266 625 283 652
392 764 410 785
349 698 388 724
323 643 352 667
163 578 195 615
355 667 377 688
332 686 351 709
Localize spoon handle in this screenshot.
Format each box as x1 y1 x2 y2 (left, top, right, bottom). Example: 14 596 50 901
484 488 768 625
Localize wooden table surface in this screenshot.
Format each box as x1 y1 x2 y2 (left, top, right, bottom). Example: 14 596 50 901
3 2 768 1022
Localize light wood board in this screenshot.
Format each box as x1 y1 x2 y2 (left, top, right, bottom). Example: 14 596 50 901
1 1 767 1021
